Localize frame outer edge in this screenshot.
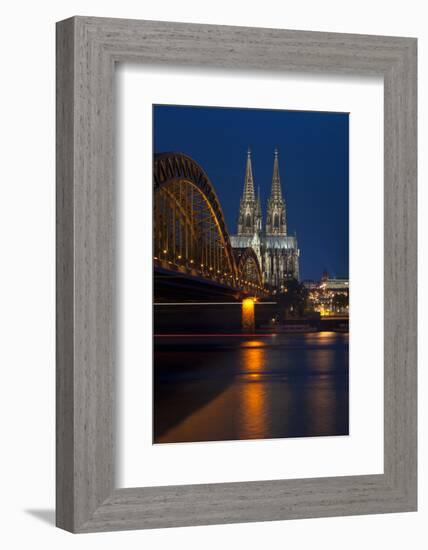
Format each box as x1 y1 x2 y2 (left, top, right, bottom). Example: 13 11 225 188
56 16 418 532
56 16 76 532
73 15 116 531
383 39 417 510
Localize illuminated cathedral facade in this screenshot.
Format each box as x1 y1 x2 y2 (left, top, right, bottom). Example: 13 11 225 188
230 148 300 290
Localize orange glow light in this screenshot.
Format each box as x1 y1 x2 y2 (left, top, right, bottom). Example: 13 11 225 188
242 298 255 333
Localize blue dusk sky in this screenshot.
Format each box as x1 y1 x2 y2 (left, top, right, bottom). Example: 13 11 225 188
153 104 349 281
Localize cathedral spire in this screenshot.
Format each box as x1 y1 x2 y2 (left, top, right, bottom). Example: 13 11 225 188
270 147 282 200
242 147 255 201
266 148 287 236
237 148 257 236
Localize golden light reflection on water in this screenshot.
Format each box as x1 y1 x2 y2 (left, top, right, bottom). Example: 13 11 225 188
241 345 265 370
155 332 348 443
310 331 335 339
241 340 266 348
239 344 267 438
155 386 237 443
155 342 270 443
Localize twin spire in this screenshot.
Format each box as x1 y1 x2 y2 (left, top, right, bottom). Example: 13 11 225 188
242 147 284 203
238 147 287 237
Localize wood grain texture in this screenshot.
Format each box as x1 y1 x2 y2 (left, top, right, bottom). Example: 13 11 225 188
56 18 75 532
56 16 417 532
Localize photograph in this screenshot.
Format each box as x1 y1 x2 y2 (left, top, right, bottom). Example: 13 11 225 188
153 104 350 444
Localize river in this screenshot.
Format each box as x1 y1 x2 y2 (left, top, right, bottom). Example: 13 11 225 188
154 331 348 444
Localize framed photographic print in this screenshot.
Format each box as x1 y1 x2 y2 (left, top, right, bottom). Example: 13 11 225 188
152 106 349 446
56 17 417 532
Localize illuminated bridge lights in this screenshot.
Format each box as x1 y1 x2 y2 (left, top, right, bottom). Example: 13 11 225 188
153 152 267 297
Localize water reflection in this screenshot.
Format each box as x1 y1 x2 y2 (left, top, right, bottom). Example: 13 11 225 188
153 332 348 443
239 345 267 438
241 339 267 349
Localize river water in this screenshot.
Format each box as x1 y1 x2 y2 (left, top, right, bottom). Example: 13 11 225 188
154 332 349 444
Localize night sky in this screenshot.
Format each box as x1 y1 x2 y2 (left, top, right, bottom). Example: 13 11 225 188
153 105 349 281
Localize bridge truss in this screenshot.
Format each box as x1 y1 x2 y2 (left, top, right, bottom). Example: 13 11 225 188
153 153 265 297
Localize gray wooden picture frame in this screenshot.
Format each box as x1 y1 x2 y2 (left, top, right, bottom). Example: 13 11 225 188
56 16 417 533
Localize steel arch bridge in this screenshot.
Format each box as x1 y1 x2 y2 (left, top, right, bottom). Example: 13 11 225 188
234 247 264 294
153 152 265 297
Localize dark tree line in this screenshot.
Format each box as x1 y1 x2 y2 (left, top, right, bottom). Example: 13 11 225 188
276 278 308 319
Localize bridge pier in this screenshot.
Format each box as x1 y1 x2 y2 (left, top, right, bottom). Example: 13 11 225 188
242 298 255 333
153 300 279 334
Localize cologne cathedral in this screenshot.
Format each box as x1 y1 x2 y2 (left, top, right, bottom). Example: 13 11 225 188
230 148 300 291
